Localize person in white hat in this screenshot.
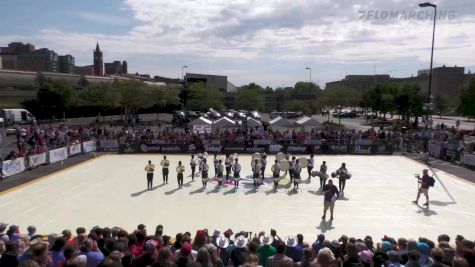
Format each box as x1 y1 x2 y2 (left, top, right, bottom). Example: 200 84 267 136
257 234 276 267
284 235 303 262
231 235 249 267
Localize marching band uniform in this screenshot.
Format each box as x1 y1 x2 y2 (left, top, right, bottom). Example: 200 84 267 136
319 161 328 189
217 160 225 186
176 163 185 188
201 159 209 188
261 155 267 180
336 163 348 195
252 159 262 189
190 155 197 181
307 154 314 179
232 159 241 188
271 160 281 189
294 160 302 189
160 156 170 184
225 155 232 180
213 154 219 177
144 161 155 189
289 156 296 182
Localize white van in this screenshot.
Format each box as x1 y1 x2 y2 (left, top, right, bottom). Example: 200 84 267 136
0 109 36 125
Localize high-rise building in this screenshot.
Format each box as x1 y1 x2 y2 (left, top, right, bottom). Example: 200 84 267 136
17 48 58 72
93 42 103 76
122 61 127 74
58 55 75 73
104 60 128 75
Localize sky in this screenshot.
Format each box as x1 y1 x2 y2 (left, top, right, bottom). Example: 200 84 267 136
1 0 474 88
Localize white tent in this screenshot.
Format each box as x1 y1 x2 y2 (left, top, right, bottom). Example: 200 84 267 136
246 117 262 128
269 116 293 127
296 116 322 127
213 117 236 128
188 116 212 126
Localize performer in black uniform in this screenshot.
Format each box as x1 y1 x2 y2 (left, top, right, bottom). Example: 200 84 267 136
336 163 349 195
271 160 281 189
319 161 328 189
216 159 225 187
261 154 267 180
144 160 155 190
176 161 185 188
201 159 209 188
225 154 232 181
252 158 261 189
213 153 219 177
293 159 302 189
190 155 197 181
232 158 241 188
289 156 296 182
307 154 314 179
160 155 170 184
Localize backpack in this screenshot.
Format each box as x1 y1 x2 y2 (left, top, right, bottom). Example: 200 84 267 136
429 176 435 187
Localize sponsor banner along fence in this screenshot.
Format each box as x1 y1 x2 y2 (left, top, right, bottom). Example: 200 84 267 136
28 153 47 168
82 141 96 153
461 153 475 167
49 147 68 164
69 143 82 156
2 157 26 177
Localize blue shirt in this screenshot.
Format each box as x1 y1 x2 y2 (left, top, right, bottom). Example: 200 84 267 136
285 244 303 262
80 251 104 267
312 241 325 255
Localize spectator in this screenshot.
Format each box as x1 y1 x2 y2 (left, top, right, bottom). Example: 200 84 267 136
49 237 66 267
342 243 360 267
135 240 158 267
231 235 249 267
284 236 303 262
431 248 449 267
296 248 312 267
79 238 104 267
257 235 276 267
267 242 293 267
154 246 175 267
312 234 325 257
387 250 404 267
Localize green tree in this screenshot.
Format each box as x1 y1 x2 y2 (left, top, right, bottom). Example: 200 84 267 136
283 100 312 114
186 82 224 111
457 78 475 119
235 87 265 111
433 93 449 118
115 80 155 122
75 83 120 109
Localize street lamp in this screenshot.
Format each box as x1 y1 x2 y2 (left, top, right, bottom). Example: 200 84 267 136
305 67 312 82
419 2 437 119
182 65 188 80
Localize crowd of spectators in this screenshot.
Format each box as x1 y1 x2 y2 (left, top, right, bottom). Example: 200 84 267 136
0 223 474 267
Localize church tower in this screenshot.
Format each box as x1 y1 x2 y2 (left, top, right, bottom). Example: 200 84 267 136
93 42 103 76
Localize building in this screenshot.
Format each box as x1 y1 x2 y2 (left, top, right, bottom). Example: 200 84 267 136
1 55 18 70
325 75 391 92
184 73 237 93
58 55 75 73
93 43 103 76
17 48 58 72
0 42 35 54
74 65 94 76
104 60 127 75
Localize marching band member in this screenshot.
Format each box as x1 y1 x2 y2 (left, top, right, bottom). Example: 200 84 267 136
319 161 328 189
261 154 267 180
252 158 262 189
336 163 348 195
160 155 170 184
213 153 219 177
232 158 241 188
225 154 232 181
271 159 281 189
176 161 185 188
201 159 209 188
144 160 155 190
216 159 225 187
190 155 197 181
293 159 302 189
289 156 296 182
307 154 314 179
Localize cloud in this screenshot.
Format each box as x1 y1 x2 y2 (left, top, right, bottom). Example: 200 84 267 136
78 12 133 26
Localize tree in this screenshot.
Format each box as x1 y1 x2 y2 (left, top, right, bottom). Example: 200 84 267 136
283 100 312 114
115 80 155 122
457 78 475 119
433 93 449 118
186 82 224 111
75 83 120 109
235 87 265 111
29 79 74 119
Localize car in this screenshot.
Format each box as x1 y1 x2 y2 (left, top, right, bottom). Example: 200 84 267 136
224 110 235 119
247 111 261 120
285 112 302 119
335 111 358 118
184 110 199 120
206 108 222 119
270 111 283 119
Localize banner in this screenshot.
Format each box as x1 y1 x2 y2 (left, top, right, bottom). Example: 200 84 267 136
28 153 47 168
355 139 373 145
69 143 82 156
193 125 211 134
268 144 284 154
428 143 442 158
100 139 119 151
49 147 68 164
352 144 372 154
204 145 222 153
461 153 475 167
2 157 26 177
286 145 308 154
150 139 166 145
82 141 96 153
303 140 324 145
253 140 272 145
223 146 247 153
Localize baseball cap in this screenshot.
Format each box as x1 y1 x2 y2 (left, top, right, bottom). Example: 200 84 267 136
382 241 393 252
182 243 192 257
359 250 374 263
416 242 430 255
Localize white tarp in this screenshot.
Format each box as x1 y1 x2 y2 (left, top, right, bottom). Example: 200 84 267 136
213 117 236 128
193 125 212 134
49 147 68 164
69 143 82 156
82 140 96 153
2 157 26 177
188 116 212 126
29 153 47 168
246 117 262 128
269 116 293 127
295 116 322 127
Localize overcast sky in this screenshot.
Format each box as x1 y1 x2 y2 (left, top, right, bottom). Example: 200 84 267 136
1 0 474 88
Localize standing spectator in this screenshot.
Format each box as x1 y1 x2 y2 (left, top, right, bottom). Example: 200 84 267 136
153 246 175 267
312 234 325 257
257 235 276 267
79 239 104 267
231 236 249 267
49 237 66 267
343 243 360 267
0 241 19 267
267 242 293 267
284 236 302 262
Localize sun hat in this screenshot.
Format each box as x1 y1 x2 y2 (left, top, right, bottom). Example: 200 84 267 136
285 236 298 247
0 223 8 232
358 250 374 263
181 243 192 257
260 234 274 246
216 236 230 249
235 236 248 248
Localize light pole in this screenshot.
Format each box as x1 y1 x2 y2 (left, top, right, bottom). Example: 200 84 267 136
419 2 437 119
305 67 312 83
182 65 188 80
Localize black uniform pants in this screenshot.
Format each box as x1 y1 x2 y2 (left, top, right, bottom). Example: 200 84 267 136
163 168 169 183
147 173 153 189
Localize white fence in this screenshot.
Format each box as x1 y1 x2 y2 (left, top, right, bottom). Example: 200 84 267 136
2 140 97 178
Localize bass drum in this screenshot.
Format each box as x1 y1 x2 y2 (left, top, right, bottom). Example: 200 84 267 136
276 152 286 161
279 160 290 171
297 158 309 168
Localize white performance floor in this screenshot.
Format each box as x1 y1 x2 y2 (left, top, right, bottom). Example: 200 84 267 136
1 154 474 240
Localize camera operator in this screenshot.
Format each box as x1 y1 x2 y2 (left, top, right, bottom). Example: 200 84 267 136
413 169 431 207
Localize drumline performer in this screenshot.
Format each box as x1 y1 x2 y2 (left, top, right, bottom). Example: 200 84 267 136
289 156 296 182
225 154 232 181
216 159 225 187
213 153 219 177
336 163 349 195
252 158 262 189
144 160 155 190
261 154 267 180
232 158 241 188
319 161 328 189
201 159 210 188
307 154 314 179
176 161 185 188
160 155 170 184
190 155 197 181
293 159 302 189
271 160 281 189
